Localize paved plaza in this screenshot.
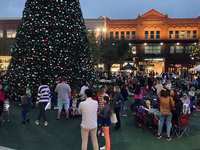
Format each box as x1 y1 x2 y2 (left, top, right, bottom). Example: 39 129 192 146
0 102 200 150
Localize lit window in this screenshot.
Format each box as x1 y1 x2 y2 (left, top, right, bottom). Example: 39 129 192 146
175 31 179 39
187 31 191 39
170 45 184 54
150 31 154 39
193 30 197 39
179 31 186 39
156 31 160 39
121 31 125 39
132 46 136 55
175 45 184 53
170 46 175 54
144 44 161 54
110 32 114 39
0 30 3 38
0 56 11 71
126 31 130 39
7 30 16 38
115 32 119 39
169 31 173 39
145 31 148 40
131 31 136 39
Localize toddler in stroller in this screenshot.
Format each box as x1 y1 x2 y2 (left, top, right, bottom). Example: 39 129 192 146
134 100 158 131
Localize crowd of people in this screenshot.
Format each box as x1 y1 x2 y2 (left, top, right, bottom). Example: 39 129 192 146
0 71 200 150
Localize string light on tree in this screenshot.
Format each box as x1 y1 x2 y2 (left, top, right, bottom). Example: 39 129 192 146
6 0 95 95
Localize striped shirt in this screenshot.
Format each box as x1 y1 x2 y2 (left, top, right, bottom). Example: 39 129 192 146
98 93 109 111
37 85 51 103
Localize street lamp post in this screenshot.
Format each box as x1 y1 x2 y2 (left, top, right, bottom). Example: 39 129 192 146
96 27 107 47
95 27 107 73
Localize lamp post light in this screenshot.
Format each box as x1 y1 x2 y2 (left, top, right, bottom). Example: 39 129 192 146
96 27 107 46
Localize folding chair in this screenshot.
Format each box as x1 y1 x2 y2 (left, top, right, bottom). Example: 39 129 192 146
177 114 190 138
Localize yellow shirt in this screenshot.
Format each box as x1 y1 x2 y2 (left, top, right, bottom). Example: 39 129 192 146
159 96 174 115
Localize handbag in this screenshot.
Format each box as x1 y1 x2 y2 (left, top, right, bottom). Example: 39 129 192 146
110 113 118 124
45 101 51 111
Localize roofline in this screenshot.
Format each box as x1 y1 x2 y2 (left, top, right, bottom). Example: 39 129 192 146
0 13 199 21
0 17 21 20
0 17 105 21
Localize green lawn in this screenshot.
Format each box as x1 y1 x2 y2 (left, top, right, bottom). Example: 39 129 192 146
0 104 200 150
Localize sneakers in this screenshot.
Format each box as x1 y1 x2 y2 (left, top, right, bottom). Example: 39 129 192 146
157 134 172 141
166 137 172 141
100 146 106 150
44 121 48 127
35 120 48 127
156 134 162 139
35 120 40 126
122 114 127 117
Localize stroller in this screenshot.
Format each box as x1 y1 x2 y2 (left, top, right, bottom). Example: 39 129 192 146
134 105 159 132
135 106 148 128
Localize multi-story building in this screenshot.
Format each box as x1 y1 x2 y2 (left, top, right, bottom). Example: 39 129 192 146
0 16 107 71
0 18 20 70
0 9 200 73
106 9 200 74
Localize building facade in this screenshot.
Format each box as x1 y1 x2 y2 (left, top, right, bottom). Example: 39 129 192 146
0 17 107 71
0 9 200 73
106 9 200 74
0 18 20 70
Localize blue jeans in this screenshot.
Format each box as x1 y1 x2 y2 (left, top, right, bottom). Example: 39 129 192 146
21 104 29 122
158 114 172 137
37 102 48 121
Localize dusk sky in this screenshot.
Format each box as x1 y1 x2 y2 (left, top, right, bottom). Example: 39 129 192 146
0 0 200 19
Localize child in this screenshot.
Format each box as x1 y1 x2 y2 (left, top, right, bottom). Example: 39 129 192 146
3 98 10 123
35 78 51 127
189 87 196 111
181 93 191 115
72 93 80 117
99 96 112 150
21 90 30 124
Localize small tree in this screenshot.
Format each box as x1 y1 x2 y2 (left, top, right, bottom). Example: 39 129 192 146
190 41 200 65
101 39 130 76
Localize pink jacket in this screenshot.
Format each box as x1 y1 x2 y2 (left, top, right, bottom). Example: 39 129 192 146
134 93 143 100
0 90 5 102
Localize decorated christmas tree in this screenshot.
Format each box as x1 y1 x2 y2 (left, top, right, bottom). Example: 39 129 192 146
6 0 95 94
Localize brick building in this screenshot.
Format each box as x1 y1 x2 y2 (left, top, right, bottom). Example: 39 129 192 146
106 9 200 74
0 9 200 73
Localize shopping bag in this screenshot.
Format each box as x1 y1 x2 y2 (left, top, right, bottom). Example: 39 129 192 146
45 101 51 111
4 99 10 112
110 113 118 124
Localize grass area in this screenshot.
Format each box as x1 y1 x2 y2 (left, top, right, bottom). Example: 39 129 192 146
0 104 200 150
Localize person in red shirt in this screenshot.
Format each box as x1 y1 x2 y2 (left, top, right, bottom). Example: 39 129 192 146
0 82 6 124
